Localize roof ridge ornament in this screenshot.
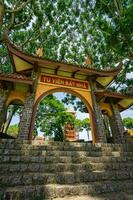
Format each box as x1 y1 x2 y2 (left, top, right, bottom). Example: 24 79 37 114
35 47 43 57
86 54 91 65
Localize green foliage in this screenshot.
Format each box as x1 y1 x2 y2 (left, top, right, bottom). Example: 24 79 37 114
82 118 91 132
1 0 132 139
93 0 133 91
35 95 90 141
2 104 23 134
3 94 91 141
75 118 90 134
74 119 84 133
77 118 91 140
62 94 87 113
7 124 18 137
35 95 75 141
123 117 133 129
0 0 132 92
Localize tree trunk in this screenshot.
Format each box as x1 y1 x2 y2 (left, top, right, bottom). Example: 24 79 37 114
87 131 90 141
0 0 4 31
3 106 17 133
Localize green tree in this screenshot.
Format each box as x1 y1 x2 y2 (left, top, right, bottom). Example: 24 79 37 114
74 118 91 140
2 104 23 134
35 94 91 141
35 95 75 141
82 118 91 140
93 0 133 92
123 117 133 129
7 124 18 138
0 0 132 115
62 94 87 113
3 105 19 133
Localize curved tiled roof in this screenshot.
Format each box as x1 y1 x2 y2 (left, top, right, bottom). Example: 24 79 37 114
95 90 133 111
3 33 122 76
0 72 33 85
95 90 133 98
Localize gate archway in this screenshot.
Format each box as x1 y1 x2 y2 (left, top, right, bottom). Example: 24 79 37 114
29 87 96 143
1 34 133 143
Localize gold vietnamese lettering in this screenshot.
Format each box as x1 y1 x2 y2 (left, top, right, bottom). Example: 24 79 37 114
52 78 56 84
69 81 74 87
40 75 88 89
40 75 46 82
83 83 87 89
55 79 64 85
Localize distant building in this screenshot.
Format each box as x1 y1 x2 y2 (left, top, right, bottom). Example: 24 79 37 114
64 107 77 141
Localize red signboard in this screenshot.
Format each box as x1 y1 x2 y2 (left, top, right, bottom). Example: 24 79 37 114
40 75 89 90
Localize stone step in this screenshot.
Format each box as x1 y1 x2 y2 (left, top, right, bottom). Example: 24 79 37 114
0 181 133 199
0 139 133 151
1 155 133 164
0 170 133 186
54 193 133 200
0 162 133 174
44 150 133 157
1 148 133 157
0 140 132 199
126 194 133 200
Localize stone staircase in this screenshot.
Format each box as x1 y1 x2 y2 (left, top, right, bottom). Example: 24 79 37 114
0 139 133 200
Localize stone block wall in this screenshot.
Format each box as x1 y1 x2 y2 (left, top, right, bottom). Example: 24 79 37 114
110 103 125 143
18 94 35 140
18 71 39 140
90 84 107 143
93 95 107 143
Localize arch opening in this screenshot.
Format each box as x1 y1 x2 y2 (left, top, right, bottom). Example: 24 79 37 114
2 99 24 138
31 90 94 143
102 111 113 143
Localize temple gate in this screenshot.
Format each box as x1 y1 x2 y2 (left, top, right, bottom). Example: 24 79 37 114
0 34 133 143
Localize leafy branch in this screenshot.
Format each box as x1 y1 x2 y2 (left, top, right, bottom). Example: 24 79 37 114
5 0 31 13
